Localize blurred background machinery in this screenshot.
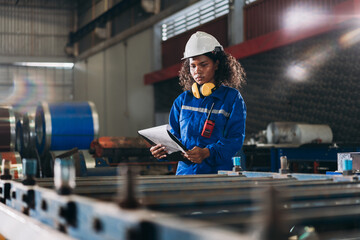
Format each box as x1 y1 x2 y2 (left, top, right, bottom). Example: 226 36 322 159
8 102 176 178
242 122 360 174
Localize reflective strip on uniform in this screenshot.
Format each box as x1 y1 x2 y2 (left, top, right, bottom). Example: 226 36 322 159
182 105 230 118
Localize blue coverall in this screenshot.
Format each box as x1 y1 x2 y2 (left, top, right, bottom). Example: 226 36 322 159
169 85 246 175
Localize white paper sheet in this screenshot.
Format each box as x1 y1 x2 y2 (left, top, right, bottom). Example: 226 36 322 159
138 124 186 154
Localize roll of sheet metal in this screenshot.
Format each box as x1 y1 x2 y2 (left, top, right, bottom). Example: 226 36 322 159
266 122 333 144
0 106 16 151
15 115 24 154
35 101 99 154
22 112 37 153
0 152 22 179
16 111 36 155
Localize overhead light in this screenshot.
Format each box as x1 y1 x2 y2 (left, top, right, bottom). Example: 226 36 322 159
14 62 74 69
339 27 360 48
283 6 327 31
286 63 308 82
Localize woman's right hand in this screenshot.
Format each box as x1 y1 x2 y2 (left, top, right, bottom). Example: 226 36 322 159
150 144 167 159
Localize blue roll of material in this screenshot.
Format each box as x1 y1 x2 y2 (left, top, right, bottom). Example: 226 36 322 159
35 101 99 154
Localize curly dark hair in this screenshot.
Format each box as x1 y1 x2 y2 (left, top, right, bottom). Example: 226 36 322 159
178 51 246 91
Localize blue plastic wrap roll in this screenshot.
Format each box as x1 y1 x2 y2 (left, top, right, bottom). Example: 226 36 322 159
35 101 99 154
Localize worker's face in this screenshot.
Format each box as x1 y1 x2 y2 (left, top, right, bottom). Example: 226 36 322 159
189 55 218 85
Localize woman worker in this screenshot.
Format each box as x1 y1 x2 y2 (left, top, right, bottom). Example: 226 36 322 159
150 31 247 175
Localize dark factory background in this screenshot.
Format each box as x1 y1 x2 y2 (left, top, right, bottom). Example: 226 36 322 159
1 0 360 239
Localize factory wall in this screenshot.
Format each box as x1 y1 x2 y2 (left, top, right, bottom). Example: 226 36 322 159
0 65 73 113
240 26 360 143
75 0 180 55
74 29 154 137
0 1 74 59
0 1 75 113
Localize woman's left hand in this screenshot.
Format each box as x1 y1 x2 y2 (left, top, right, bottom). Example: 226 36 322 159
183 147 210 164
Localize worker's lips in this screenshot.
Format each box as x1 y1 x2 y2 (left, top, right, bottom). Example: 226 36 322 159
195 77 204 82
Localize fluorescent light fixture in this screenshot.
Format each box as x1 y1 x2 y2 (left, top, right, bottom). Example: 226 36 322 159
14 62 74 69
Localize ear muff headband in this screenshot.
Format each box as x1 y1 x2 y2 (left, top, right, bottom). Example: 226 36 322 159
192 83 216 98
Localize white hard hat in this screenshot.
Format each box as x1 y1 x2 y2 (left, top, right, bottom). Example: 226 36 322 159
182 31 223 60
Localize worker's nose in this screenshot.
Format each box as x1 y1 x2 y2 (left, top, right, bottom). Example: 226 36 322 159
194 66 202 74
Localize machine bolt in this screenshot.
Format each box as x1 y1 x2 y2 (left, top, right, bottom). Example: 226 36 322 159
279 156 290 174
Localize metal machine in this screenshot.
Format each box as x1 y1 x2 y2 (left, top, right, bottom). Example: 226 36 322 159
3 105 360 239
2 157 360 240
243 122 360 173
87 136 178 175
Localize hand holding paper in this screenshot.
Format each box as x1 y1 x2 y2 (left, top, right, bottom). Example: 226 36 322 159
138 124 187 154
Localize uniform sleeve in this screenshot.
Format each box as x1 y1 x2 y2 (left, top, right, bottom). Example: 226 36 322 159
167 94 192 164
206 92 247 167
168 94 183 140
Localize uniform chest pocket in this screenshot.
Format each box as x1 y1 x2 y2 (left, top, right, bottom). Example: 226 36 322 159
179 109 193 123
211 111 229 136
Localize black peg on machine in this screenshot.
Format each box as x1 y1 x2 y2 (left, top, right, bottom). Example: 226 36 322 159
22 158 37 186
0 159 12 180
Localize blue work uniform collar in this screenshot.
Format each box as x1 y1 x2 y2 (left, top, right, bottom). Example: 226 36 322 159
208 85 227 100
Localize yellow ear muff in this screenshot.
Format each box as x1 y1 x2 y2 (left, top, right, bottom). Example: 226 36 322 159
192 83 201 99
192 82 216 98
200 82 216 97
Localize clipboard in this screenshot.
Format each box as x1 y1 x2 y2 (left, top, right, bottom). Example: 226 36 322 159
166 130 188 151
